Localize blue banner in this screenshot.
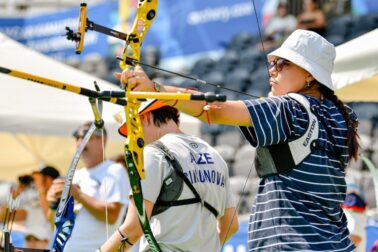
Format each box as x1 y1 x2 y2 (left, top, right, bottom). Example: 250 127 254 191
142 0 264 58
366 219 378 252
352 0 378 15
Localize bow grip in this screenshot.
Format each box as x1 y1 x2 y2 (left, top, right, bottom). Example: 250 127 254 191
191 92 227 102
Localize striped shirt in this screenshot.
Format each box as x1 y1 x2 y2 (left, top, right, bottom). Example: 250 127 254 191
240 95 356 251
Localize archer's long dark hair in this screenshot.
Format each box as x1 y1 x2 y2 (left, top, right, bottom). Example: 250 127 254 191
319 85 360 161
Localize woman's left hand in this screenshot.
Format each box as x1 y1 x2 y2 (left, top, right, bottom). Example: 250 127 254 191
115 65 155 91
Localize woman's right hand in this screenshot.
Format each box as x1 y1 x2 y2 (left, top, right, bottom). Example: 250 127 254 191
46 178 65 203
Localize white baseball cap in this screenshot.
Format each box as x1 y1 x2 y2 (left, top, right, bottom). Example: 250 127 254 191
268 29 336 91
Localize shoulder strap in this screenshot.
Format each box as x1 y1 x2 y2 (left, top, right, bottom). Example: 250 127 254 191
152 141 218 218
287 93 319 165
288 94 345 166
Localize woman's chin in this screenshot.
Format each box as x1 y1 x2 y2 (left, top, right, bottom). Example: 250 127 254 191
270 89 282 96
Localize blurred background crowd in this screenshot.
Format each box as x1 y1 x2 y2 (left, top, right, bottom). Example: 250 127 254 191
0 0 377 251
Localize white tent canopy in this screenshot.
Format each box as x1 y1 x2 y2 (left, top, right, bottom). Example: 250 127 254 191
333 28 378 102
0 33 200 180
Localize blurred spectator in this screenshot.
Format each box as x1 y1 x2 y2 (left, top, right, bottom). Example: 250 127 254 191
23 167 59 249
341 182 368 252
0 167 59 249
32 166 60 219
110 153 126 169
262 2 297 50
297 0 327 36
47 122 130 252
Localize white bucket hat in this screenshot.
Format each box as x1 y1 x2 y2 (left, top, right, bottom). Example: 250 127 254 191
267 29 336 91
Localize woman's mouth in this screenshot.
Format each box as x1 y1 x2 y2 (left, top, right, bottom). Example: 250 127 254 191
269 80 277 86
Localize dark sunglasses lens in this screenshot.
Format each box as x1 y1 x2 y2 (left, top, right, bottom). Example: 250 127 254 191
269 58 287 72
276 58 286 72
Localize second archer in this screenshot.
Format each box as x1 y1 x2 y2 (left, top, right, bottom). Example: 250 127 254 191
99 99 238 252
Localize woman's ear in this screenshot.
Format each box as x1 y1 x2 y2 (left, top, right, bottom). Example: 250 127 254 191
305 75 315 83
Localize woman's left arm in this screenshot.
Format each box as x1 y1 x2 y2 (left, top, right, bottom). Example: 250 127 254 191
118 66 253 127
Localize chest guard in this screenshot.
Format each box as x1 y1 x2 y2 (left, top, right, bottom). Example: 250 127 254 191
150 141 218 218
255 93 319 178
150 141 184 216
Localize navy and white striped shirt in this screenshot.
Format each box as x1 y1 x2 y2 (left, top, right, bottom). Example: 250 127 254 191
240 95 356 251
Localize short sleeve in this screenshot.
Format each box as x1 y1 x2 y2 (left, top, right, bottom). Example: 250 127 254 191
240 96 310 147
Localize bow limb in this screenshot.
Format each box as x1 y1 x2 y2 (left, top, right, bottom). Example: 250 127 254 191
119 0 158 70
51 98 104 252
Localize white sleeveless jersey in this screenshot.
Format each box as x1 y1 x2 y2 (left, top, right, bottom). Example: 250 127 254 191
139 133 235 252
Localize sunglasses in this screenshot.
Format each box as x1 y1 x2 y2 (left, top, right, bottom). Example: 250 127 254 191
268 58 289 72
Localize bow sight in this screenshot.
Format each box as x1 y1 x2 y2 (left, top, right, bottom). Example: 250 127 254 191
65 3 128 54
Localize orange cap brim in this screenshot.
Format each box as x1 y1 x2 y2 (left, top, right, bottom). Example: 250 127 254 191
118 100 169 137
